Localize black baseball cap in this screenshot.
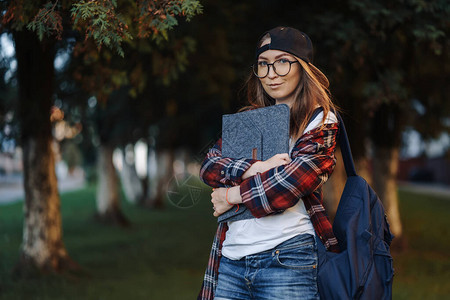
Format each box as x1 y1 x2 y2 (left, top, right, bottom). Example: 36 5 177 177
255 26 313 64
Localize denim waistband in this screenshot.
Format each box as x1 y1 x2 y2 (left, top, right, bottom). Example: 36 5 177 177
276 233 315 249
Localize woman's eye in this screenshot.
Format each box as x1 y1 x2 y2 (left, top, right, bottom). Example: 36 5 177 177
278 59 289 64
258 61 268 67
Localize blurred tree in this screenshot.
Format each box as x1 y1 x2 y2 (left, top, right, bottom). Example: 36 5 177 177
0 36 18 154
1 0 201 273
66 31 197 216
310 0 449 241
61 140 82 174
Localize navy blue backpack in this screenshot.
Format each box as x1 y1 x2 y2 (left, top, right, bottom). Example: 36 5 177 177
316 113 395 299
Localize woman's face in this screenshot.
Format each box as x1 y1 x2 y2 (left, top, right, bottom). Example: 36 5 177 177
257 44 302 107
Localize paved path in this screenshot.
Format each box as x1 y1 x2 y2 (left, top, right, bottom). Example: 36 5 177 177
1 175 448 206
398 181 450 199
0 174 86 205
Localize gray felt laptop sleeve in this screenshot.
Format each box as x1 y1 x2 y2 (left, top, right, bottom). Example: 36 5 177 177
218 104 290 223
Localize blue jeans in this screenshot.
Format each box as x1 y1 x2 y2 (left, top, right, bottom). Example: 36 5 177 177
215 234 319 300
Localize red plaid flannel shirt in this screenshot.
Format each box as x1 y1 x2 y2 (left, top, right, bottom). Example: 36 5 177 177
197 122 340 300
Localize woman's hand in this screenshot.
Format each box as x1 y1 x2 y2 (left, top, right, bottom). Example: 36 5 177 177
242 153 292 179
261 153 292 171
211 186 242 217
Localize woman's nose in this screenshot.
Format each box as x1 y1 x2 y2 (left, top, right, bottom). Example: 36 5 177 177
267 65 278 79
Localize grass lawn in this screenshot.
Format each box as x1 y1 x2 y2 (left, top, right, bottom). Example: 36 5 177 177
0 179 449 299
392 190 450 299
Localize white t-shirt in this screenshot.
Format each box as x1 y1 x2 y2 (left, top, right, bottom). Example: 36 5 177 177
222 111 337 260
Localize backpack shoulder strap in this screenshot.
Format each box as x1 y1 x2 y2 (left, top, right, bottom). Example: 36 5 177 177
336 113 357 177
307 108 357 177
306 107 324 129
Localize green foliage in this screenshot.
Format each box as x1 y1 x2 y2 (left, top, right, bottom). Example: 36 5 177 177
346 0 448 55
71 0 133 57
151 36 197 86
1 0 203 57
310 0 450 146
362 70 409 108
1 0 37 31
26 1 63 40
181 0 203 21
412 24 445 55
136 0 203 43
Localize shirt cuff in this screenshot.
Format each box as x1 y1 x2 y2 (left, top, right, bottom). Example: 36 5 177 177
223 158 259 185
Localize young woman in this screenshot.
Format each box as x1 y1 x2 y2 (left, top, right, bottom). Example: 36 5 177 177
198 26 340 300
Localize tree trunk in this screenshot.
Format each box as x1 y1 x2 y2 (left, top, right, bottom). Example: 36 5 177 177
96 144 129 226
20 136 77 272
355 156 373 186
144 148 174 208
372 146 403 238
13 30 77 274
119 145 144 204
370 102 404 246
143 146 158 207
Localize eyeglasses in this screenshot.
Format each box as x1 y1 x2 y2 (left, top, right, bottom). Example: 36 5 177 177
252 59 299 78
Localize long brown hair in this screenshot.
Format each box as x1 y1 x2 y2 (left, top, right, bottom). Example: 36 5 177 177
239 36 338 141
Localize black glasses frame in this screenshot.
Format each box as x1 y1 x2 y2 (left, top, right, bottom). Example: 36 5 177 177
252 59 299 78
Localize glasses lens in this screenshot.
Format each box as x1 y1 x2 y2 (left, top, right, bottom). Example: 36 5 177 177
274 60 291 76
253 62 268 78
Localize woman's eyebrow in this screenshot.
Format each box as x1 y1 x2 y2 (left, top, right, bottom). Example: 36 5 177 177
258 53 294 60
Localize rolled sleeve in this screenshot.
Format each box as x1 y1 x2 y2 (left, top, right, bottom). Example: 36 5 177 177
199 138 259 188
224 158 256 183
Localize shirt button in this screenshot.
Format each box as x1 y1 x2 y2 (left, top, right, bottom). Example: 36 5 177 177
221 171 224 175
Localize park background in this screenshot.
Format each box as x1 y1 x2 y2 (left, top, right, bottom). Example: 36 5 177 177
0 0 449 299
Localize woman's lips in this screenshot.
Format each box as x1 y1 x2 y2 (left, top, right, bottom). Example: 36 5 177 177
268 83 282 88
